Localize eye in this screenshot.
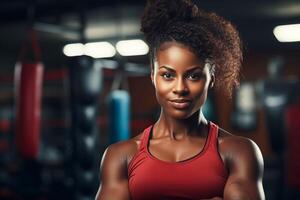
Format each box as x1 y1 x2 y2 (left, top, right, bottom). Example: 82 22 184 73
187 73 201 80
162 72 174 80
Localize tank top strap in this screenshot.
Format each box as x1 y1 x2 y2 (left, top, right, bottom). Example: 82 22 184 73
138 123 218 151
139 125 153 151
207 121 219 150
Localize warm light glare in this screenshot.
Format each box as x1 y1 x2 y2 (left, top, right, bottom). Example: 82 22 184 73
63 43 84 57
116 39 149 56
84 42 116 58
273 23 300 42
63 42 116 58
63 40 148 57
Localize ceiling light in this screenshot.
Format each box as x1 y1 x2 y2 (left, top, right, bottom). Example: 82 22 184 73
273 23 300 42
63 42 116 58
116 39 149 56
84 42 116 58
63 43 84 57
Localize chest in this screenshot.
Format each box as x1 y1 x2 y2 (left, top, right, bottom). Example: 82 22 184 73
128 150 228 200
148 138 207 163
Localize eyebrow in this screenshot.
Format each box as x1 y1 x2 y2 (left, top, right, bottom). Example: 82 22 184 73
158 65 203 73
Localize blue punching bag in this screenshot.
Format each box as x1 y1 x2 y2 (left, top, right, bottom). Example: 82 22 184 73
108 90 131 144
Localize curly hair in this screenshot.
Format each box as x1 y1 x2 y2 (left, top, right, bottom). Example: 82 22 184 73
140 0 243 97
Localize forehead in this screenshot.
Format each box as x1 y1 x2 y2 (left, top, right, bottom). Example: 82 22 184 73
155 42 203 68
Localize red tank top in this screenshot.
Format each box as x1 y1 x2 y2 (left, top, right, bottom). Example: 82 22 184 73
128 122 228 200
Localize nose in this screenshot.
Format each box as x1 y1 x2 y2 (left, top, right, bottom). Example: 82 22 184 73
173 77 189 95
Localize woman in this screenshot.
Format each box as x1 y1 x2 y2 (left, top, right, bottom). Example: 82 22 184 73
96 0 265 199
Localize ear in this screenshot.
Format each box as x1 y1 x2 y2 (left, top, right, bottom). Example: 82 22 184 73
209 73 215 89
150 59 155 85
205 59 215 89
151 70 154 85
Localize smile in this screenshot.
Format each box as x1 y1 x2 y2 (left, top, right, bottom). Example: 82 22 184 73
169 99 192 109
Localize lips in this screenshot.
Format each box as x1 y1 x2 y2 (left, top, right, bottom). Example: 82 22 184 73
169 99 192 109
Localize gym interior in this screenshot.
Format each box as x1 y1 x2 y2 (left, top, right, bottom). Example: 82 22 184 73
0 0 299 199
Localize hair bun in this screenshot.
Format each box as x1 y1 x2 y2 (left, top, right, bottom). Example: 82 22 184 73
141 0 197 42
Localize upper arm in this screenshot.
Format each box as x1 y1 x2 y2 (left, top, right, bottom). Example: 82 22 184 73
222 137 265 200
95 143 131 200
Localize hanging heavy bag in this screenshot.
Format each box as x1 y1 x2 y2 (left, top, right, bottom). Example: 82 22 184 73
108 89 131 144
15 29 44 159
231 82 257 132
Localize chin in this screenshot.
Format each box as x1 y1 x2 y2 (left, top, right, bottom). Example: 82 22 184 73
168 109 196 119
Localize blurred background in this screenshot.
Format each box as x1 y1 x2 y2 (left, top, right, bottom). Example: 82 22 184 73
0 0 300 199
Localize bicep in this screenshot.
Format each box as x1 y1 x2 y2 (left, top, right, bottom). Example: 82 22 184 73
223 138 265 200
96 180 130 200
224 179 264 200
95 144 131 200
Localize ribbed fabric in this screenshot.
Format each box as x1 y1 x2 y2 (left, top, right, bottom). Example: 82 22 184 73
128 122 228 200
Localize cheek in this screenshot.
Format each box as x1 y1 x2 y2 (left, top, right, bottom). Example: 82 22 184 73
190 82 209 102
154 78 173 102
190 81 206 94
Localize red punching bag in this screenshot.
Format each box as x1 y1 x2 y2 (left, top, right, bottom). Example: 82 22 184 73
285 103 300 188
15 29 44 159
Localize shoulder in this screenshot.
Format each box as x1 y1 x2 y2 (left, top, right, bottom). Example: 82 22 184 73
218 128 264 176
97 135 145 200
218 128 262 159
101 133 144 167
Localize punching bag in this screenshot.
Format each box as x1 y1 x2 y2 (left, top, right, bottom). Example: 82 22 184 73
261 57 290 154
68 55 101 200
231 82 257 131
285 92 300 189
15 29 44 159
108 90 131 144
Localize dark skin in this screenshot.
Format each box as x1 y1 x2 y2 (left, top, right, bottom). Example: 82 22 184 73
95 41 265 200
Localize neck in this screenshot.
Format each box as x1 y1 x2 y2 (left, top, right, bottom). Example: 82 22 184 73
154 109 208 140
